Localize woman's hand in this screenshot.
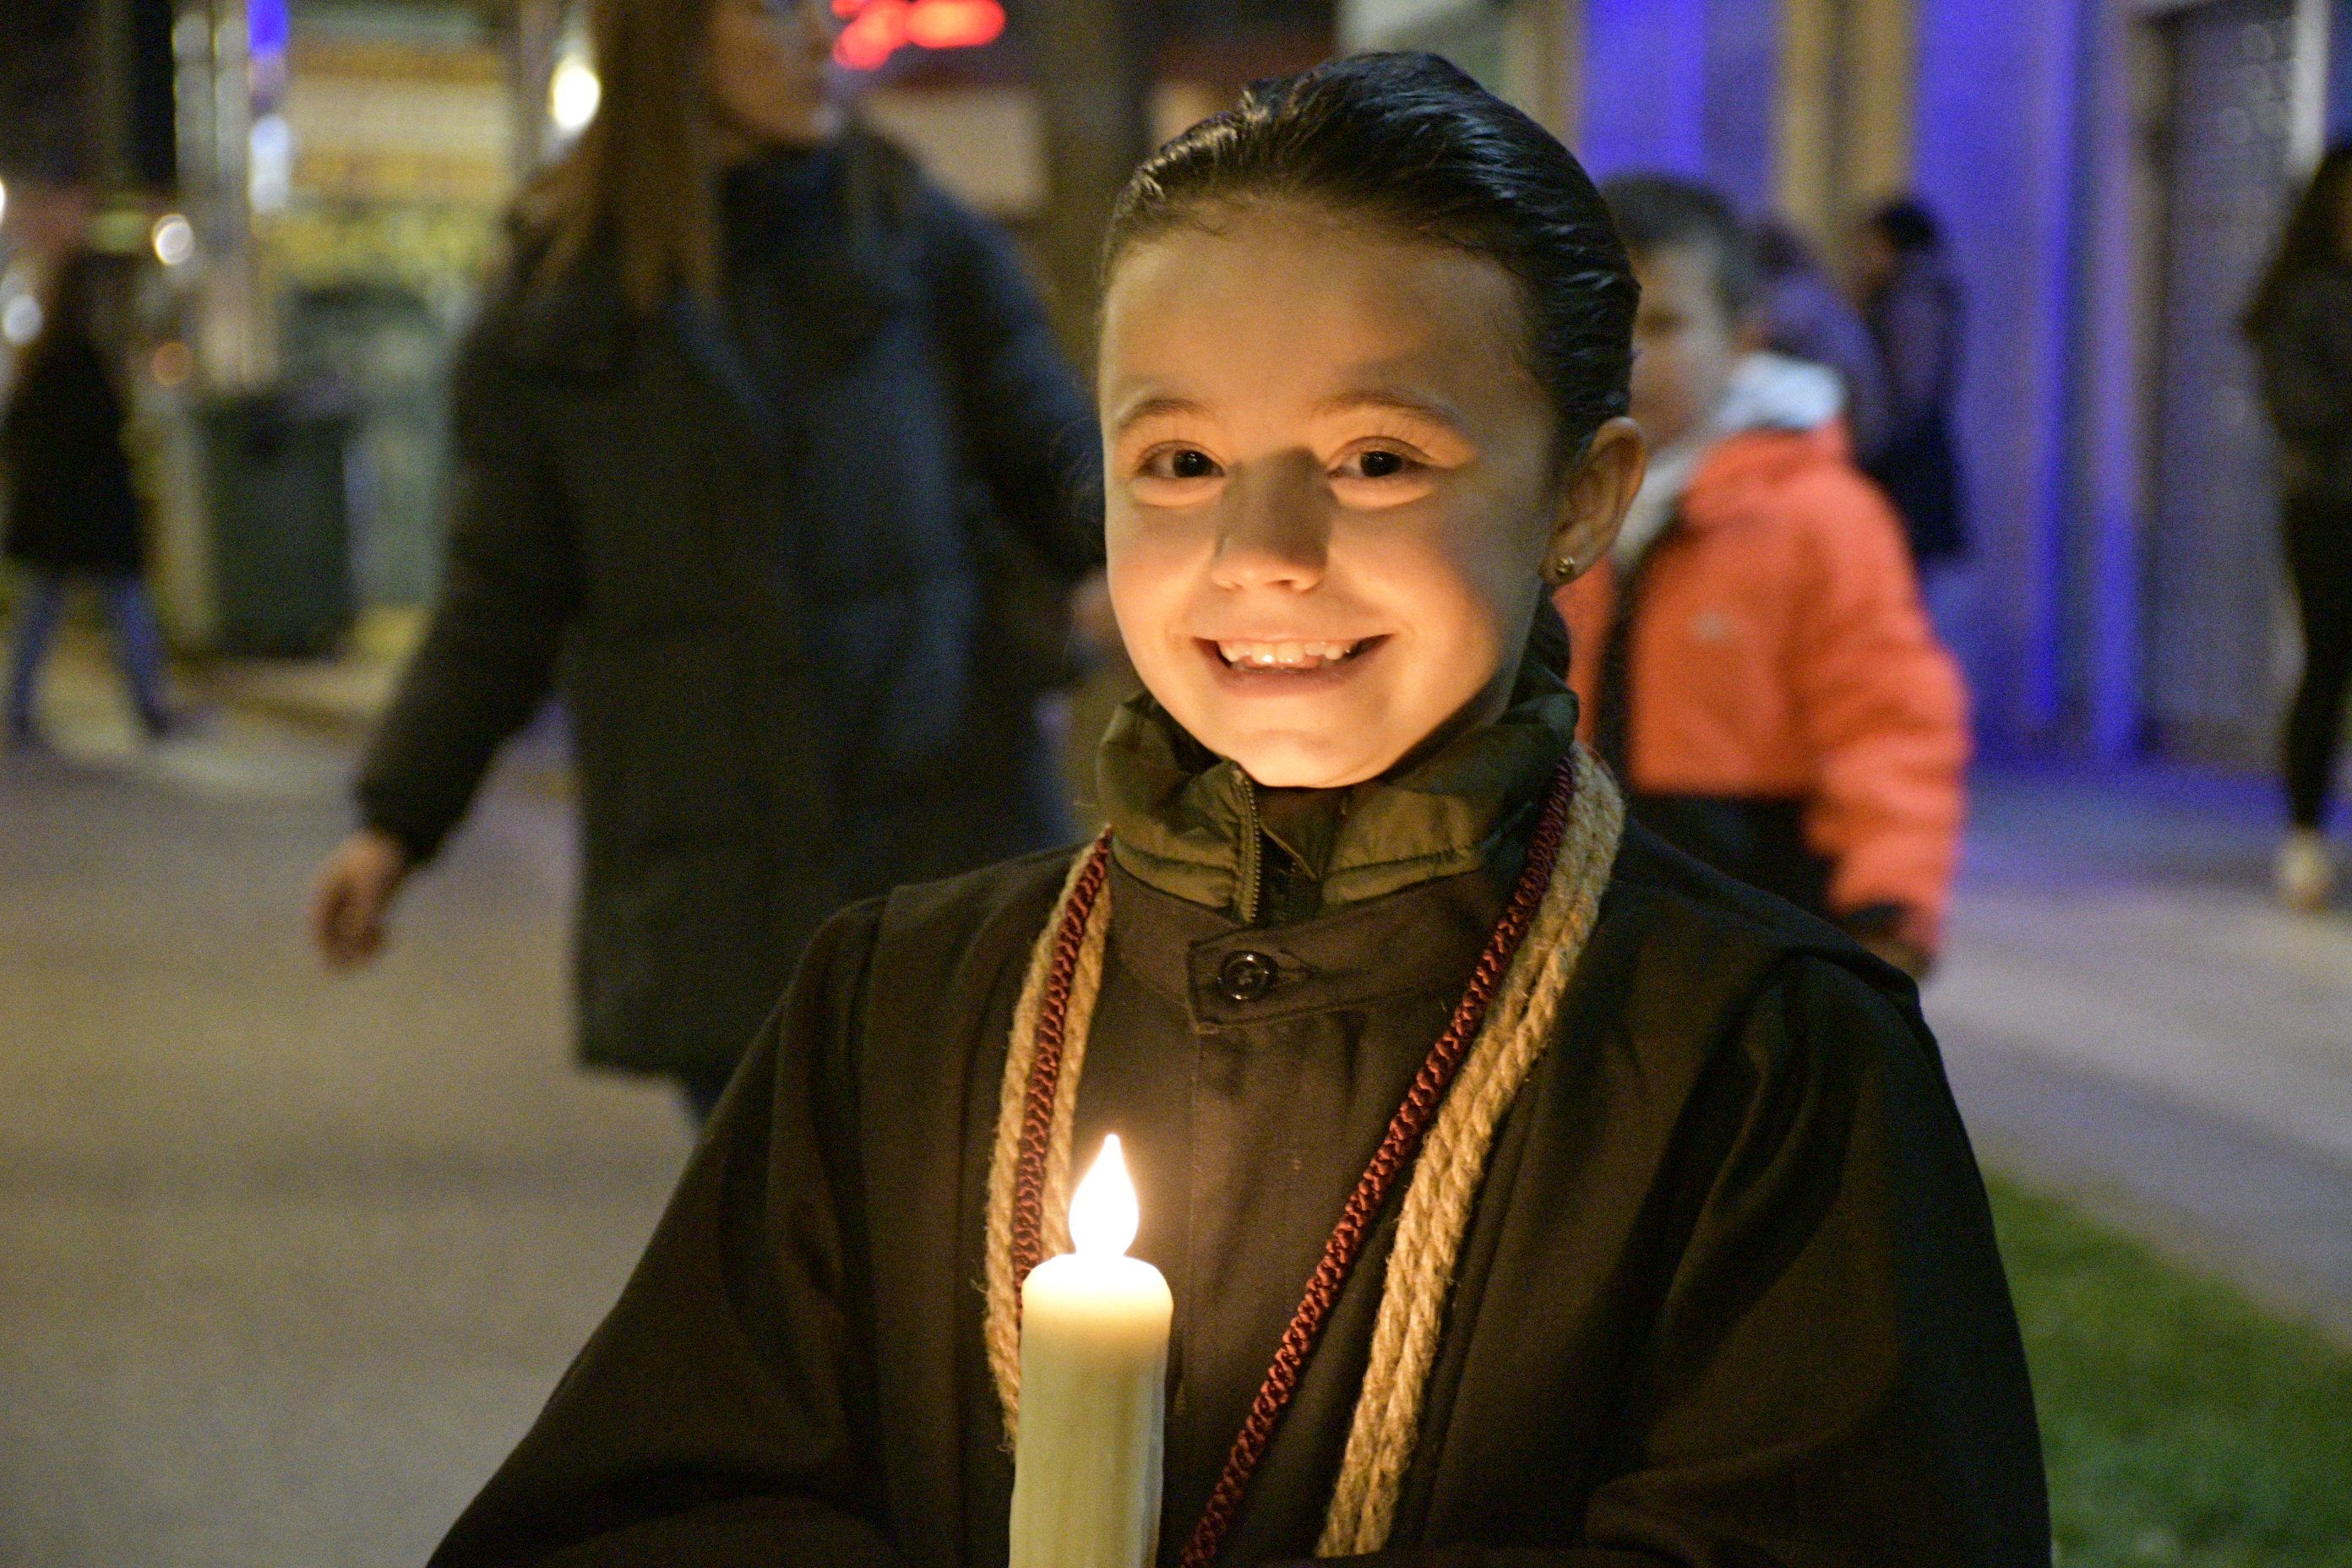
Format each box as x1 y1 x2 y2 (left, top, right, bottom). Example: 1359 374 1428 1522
308 829 413 969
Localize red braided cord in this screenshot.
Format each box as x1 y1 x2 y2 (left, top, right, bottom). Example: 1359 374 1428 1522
1178 754 1576 1568
1010 832 1115 1292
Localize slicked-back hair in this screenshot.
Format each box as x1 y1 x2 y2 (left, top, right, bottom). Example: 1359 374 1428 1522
1598 173 1758 322
1102 52 1637 461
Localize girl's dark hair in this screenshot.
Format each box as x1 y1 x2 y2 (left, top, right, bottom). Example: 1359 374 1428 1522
1102 52 1636 457
1867 198 1942 256
2246 142 2352 336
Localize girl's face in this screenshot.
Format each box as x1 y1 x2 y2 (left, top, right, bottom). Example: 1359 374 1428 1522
705 0 841 155
1099 202 1641 789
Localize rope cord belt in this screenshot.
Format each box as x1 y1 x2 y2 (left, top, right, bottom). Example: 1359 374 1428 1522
982 744 1627 1564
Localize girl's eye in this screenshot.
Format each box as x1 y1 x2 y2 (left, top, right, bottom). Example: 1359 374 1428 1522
1337 447 1420 481
1140 446 1221 481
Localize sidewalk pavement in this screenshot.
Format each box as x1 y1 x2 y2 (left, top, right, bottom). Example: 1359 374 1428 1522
1926 762 2352 1342
0 694 676 1568
188 606 421 741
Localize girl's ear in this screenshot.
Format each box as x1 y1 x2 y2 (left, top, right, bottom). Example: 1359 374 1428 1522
1546 417 1646 582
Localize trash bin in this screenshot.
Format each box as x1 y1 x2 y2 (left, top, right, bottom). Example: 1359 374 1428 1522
199 384 359 656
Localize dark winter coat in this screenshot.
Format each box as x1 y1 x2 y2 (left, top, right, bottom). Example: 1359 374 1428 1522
2251 264 2352 509
1759 269 1893 461
2 331 146 578
1861 253 1968 564
357 133 1100 1085
429 684 2049 1567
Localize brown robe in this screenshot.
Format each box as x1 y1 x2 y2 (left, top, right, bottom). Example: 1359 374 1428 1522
427 817 2048 1566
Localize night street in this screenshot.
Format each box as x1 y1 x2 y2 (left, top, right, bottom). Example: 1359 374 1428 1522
8 0 2352 1560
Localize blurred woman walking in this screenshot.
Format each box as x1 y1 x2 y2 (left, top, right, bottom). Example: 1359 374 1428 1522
2247 144 2352 912
3 248 175 749
308 0 1100 1119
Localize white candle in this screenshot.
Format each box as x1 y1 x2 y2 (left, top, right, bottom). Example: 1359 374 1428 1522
1009 1135 1173 1568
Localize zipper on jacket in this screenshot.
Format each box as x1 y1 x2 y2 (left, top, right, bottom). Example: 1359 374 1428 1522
1239 779 1266 925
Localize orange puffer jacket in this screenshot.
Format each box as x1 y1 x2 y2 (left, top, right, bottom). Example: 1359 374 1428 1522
1557 424 1968 953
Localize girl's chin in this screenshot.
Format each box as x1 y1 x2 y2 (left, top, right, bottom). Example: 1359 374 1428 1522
1202 732 1402 791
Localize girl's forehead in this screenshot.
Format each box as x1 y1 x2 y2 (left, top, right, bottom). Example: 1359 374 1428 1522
1097 204 1531 406
1108 199 1510 304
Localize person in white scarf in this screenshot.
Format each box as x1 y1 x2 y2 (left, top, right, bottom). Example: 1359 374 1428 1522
1612 349 1848 573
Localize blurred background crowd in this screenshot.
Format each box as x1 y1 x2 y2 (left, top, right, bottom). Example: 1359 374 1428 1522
3 2 2352 1565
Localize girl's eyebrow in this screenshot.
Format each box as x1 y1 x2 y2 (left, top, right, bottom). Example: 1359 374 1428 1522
1110 394 1209 436
1308 389 1468 430
1108 389 1469 438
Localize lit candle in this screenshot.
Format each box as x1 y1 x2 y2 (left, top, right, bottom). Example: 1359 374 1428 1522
1009 1135 1173 1568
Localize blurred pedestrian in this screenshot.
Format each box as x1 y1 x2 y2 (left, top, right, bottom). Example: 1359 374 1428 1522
1854 198 1969 639
3 247 175 749
1563 176 1968 977
307 0 1101 1122
1753 219 1892 463
2246 142 2352 912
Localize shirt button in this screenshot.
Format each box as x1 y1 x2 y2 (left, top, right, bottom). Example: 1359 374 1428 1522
1217 950 1280 1004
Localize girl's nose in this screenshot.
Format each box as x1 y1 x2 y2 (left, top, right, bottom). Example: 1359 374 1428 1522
1209 464 1330 591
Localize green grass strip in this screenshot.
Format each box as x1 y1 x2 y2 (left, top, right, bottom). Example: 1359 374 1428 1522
1987 1175 2352 1566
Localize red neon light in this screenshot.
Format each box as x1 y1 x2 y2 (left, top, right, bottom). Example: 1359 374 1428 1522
905 0 1004 49
836 0 906 69
833 0 1003 69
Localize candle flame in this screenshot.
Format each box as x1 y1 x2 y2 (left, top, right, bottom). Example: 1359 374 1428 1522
1069 1135 1140 1257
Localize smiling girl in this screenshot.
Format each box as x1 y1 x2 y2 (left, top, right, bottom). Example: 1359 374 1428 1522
429 54 2048 1568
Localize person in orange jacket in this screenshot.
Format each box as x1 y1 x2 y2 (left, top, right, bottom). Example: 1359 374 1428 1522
1562 176 1968 974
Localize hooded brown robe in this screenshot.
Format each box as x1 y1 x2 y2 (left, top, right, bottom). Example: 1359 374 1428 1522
429 667 2049 1567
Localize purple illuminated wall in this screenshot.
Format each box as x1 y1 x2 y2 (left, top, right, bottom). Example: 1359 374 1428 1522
2334 4 2352 143
1908 0 2088 745
1576 0 1777 210
1578 0 1712 175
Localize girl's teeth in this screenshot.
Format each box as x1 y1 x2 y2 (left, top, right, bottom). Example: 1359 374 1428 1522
1217 640 1360 668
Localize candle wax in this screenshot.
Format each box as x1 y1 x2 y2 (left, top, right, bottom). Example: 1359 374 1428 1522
1008 1250 1173 1568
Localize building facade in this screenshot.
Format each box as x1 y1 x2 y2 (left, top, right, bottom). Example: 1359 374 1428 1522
1348 0 2350 765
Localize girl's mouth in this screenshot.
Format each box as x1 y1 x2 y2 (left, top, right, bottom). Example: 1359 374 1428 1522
1195 639 1373 691
1213 634 1373 672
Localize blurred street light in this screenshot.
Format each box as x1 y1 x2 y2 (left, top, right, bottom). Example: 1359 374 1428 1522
248 112 292 214
0 177 9 231
549 50 601 137
3 294 41 348
152 213 196 267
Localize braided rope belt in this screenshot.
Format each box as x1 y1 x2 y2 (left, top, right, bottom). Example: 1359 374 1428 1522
983 745 1625 1563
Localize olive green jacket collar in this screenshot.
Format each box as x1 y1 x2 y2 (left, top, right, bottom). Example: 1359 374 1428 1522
1096 662 1579 922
